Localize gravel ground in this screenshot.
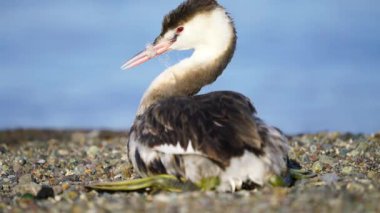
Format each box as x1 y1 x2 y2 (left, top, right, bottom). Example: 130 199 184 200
0 129 379 212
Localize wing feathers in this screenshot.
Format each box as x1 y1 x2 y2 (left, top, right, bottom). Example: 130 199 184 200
131 91 264 167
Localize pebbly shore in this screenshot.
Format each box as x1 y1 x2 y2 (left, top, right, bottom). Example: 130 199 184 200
0 129 379 212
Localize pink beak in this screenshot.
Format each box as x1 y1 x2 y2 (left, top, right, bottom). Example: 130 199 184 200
121 39 173 70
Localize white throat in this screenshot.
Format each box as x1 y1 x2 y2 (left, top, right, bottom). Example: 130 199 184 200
137 7 235 115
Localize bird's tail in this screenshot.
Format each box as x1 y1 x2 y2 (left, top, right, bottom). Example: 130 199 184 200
254 117 316 186
254 117 289 174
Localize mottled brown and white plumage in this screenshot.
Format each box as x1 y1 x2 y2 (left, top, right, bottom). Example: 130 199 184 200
123 0 289 191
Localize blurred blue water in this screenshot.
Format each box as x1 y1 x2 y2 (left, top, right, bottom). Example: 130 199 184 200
1 0 379 133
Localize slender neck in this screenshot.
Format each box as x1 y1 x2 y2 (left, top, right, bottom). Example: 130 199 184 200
137 17 236 115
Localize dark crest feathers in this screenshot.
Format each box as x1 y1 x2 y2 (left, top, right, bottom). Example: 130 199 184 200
161 0 219 34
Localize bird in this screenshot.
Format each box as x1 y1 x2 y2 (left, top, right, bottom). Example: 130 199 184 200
122 0 290 192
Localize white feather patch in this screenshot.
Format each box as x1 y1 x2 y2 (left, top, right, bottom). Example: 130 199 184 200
153 140 202 155
220 150 267 191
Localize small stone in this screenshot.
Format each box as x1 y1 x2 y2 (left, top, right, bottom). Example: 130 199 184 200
347 182 365 193
2 165 9 173
62 174 80 182
36 185 55 200
349 150 360 157
309 155 319 162
53 185 63 195
74 166 85 175
154 194 172 203
62 183 70 191
47 157 57 166
2 185 11 192
13 178 41 196
312 161 323 173
322 144 333 152
367 171 378 179
58 149 69 156
65 170 75 176
235 190 251 197
66 191 79 201
19 174 32 184
86 146 99 158
37 159 46 165
113 174 122 180
310 145 318 153
356 142 369 152
18 158 27 166
321 173 339 185
86 190 98 200
342 166 354 175
0 146 7 154
338 148 349 157
7 175 16 180
319 155 335 165
71 204 84 213
301 154 310 163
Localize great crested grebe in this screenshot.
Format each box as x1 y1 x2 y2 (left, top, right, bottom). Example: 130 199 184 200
123 0 289 192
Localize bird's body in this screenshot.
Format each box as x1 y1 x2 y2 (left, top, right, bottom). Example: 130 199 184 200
123 0 289 191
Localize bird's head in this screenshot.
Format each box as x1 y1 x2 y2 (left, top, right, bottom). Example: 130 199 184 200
121 0 235 70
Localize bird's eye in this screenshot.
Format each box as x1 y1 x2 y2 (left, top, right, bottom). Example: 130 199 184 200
176 26 184 33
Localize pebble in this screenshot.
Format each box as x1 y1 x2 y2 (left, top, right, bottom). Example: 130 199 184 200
113 174 123 180
61 183 70 191
347 183 365 194
2 164 9 173
356 142 370 153
63 175 80 182
36 185 55 200
312 161 323 173
13 181 41 196
2 185 11 192
154 194 172 203
310 145 318 153
58 149 69 156
37 159 46 164
7 175 16 180
321 173 339 185
342 166 354 175
319 155 335 165
86 146 99 158
66 191 79 201
301 154 310 163
338 148 349 157
53 185 63 195
349 150 360 157
18 174 32 184
367 171 378 179
0 146 7 154
18 158 27 165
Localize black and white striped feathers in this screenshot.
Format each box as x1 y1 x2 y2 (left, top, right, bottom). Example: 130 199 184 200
124 0 289 191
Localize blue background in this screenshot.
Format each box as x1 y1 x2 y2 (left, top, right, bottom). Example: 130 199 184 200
1 0 379 134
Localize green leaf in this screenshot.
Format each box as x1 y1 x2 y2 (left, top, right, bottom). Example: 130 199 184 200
86 174 198 192
196 177 220 191
268 175 287 187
